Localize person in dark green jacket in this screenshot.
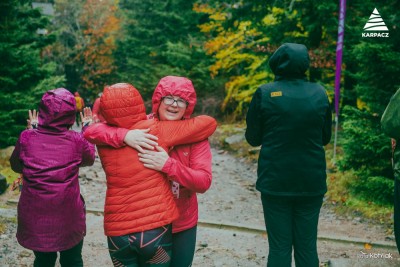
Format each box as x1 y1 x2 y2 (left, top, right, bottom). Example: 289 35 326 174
245 43 332 267
381 87 400 254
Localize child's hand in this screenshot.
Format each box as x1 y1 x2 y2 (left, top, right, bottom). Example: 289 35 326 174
27 110 39 129
80 107 93 127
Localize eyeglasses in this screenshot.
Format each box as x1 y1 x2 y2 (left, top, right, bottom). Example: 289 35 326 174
162 96 188 108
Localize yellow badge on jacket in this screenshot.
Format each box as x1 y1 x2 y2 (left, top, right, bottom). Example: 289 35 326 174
271 91 282 97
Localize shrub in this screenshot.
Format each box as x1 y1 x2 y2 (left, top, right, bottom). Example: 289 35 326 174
349 175 394 206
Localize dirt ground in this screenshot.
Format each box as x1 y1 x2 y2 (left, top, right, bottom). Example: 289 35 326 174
1 147 400 266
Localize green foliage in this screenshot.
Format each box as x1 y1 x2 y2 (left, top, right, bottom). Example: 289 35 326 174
351 43 400 113
49 0 119 100
0 0 63 148
195 0 337 118
337 1 400 197
339 106 392 178
349 176 394 206
115 0 222 100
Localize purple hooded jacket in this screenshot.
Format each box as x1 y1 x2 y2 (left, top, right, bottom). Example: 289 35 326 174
9 88 95 252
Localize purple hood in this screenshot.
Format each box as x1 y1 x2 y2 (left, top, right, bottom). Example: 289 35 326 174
38 88 76 132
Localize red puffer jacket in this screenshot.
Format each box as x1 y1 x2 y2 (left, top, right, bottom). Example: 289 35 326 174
84 83 217 236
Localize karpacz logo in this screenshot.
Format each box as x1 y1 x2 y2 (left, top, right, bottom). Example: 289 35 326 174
362 8 389 38
362 32 389 38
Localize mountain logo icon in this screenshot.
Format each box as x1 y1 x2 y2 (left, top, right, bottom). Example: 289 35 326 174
363 8 388 31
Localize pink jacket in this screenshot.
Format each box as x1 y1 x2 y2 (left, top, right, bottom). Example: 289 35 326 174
86 76 213 233
10 88 95 252
163 140 211 232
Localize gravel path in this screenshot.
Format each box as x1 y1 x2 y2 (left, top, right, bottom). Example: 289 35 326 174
1 148 399 266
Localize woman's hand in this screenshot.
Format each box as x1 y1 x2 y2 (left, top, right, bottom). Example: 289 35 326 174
138 146 169 171
27 110 39 129
124 129 158 153
80 107 93 127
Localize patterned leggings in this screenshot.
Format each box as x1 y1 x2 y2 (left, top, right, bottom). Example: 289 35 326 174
107 224 172 267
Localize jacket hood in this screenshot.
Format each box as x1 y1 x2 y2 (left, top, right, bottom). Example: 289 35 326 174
152 76 197 119
269 43 309 80
100 83 147 128
38 88 76 132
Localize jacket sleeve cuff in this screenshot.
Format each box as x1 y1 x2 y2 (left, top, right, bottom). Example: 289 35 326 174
161 157 175 175
117 128 130 146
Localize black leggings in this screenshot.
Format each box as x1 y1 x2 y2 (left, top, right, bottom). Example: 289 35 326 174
33 240 83 267
171 226 197 267
108 224 172 267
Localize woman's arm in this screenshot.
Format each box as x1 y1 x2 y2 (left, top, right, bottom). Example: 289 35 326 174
164 140 212 193
322 98 333 146
83 123 128 148
158 115 217 147
10 137 23 173
83 123 157 152
245 88 263 146
139 140 212 193
79 132 96 167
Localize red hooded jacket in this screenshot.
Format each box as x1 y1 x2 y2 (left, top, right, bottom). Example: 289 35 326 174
84 82 217 236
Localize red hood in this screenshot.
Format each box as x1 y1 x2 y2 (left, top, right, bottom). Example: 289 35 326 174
152 76 197 119
38 88 76 132
100 83 147 128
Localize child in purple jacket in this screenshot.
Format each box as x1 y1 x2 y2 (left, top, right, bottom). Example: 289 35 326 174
10 88 95 267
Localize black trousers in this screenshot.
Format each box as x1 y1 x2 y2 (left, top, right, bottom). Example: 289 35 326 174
261 194 323 267
171 226 197 267
394 178 400 254
33 240 83 267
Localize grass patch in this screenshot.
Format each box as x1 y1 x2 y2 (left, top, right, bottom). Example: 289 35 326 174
0 147 19 185
1 167 19 184
325 169 393 228
0 221 6 234
326 142 393 229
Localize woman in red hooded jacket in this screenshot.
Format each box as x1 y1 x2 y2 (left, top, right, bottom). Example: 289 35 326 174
85 76 213 266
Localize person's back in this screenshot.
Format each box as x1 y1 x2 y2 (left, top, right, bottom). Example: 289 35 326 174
87 83 217 236
246 43 332 196
245 43 332 267
9 88 95 263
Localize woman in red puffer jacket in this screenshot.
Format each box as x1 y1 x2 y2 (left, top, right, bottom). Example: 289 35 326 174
84 81 216 267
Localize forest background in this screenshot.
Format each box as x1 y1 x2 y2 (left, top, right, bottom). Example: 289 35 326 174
1 0 400 225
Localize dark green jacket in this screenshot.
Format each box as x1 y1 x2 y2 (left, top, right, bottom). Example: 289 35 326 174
381 88 400 180
394 144 400 181
245 43 332 196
